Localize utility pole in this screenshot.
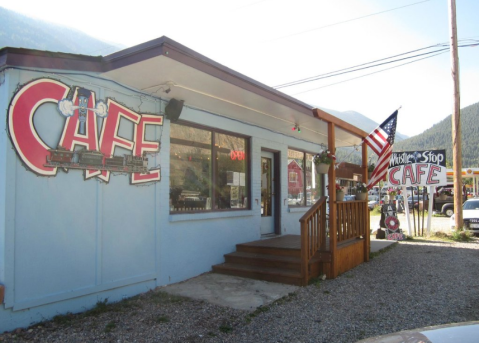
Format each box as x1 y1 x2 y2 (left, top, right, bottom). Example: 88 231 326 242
448 0 463 229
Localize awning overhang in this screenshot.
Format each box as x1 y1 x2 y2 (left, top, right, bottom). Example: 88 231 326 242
0 36 368 147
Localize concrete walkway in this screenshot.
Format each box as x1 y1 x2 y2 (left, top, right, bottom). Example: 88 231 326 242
370 237 397 253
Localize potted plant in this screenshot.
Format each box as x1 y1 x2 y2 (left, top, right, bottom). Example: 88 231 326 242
313 150 336 174
387 187 399 201
355 182 368 201
327 183 344 201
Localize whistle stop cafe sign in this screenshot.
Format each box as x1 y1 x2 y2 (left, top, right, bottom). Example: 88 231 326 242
7 78 163 184
388 150 447 187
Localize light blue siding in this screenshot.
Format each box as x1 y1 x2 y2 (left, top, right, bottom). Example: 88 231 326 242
0 69 323 331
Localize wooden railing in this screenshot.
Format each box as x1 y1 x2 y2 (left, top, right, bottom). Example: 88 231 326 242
299 196 328 286
336 200 369 243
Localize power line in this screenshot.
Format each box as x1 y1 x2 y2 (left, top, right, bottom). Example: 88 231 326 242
290 50 449 95
275 41 479 90
274 43 449 89
267 0 431 42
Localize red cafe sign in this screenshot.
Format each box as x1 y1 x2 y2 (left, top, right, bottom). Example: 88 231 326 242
7 78 163 184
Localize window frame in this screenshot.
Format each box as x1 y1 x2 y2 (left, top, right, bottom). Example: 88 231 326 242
170 120 251 213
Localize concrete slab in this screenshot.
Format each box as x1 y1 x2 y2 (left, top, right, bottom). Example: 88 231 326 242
370 238 397 253
161 273 299 310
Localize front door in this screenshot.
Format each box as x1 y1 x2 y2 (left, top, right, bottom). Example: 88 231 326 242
260 151 275 235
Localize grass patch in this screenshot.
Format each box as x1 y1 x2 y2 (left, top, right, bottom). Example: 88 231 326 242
370 207 381 216
104 321 116 333
429 230 473 242
85 299 110 317
52 313 74 326
219 324 233 333
149 291 188 305
156 315 170 323
309 277 322 288
245 292 297 323
369 243 396 260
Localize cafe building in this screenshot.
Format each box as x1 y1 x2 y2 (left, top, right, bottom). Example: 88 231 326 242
0 36 370 331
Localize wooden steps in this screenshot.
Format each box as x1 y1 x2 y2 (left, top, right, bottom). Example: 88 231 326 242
212 235 331 286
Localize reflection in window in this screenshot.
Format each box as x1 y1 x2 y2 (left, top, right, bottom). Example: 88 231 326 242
170 123 249 212
287 149 323 206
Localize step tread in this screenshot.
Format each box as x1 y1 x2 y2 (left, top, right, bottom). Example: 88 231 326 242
213 262 301 277
226 251 301 262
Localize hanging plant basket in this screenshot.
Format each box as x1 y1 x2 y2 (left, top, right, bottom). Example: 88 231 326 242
356 192 367 201
316 163 330 174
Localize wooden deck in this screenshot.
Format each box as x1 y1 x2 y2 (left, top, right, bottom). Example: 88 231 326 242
213 198 370 286
212 235 331 286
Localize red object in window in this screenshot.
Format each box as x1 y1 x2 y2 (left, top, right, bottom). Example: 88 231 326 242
230 151 245 160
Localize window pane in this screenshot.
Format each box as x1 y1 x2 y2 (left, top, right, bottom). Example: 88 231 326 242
288 149 304 205
170 124 212 212
170 123 211 144
215 133 248 209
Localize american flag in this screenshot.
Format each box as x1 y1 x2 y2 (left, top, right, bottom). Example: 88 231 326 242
364 110 398 189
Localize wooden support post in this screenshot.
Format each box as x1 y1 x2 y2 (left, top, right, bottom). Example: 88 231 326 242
328 122 338 278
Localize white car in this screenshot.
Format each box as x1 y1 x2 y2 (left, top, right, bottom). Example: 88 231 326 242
450 198 479 234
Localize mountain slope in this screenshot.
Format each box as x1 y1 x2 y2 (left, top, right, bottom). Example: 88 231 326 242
0 7 123 55
318 107 408 141
394 102 479 167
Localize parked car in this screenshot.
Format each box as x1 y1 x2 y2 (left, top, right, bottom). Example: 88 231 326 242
344 195 356 201
368 198 379 210
450 198 479 235
407 195 423 209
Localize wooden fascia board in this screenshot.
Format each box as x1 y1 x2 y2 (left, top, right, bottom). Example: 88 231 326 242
313 108 368 139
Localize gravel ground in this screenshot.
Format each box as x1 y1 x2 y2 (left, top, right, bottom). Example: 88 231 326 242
1 237 479 343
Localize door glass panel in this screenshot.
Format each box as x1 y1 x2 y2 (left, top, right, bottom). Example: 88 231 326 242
261 157 272 217
215 133 248 209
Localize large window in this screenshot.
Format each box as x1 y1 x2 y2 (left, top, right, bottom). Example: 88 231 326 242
170 122 249 212
287 149 324 206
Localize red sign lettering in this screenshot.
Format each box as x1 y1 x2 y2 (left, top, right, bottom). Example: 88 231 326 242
8 79 70 176
230 151 245 161
7 78 164 184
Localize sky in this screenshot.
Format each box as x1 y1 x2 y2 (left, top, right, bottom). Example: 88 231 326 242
1 0 478 137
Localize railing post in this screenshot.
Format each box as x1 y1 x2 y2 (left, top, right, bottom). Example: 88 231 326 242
300 221 308 286
299 196 328 285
